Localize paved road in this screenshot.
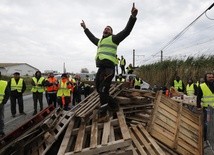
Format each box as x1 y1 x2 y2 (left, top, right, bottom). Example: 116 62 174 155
3 94 49 135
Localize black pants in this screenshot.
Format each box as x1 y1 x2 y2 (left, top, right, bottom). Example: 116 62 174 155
46 92 57 107
57 96 71 110
95 67 118 115
10 94 24 115
32 92 43 112
120 65 126 74
203 107 208 141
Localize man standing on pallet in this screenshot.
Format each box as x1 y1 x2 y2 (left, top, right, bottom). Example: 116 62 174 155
80 3 138 122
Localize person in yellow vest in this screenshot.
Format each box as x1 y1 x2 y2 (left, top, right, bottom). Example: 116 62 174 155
8 72 26 117
31 70 45 115
197 73 214 142
57 73 73 110
171 76 185 93
133 76 143 89
80 3 138 122
120 55 126 74
115 55 120 75
0 77 10 138
186 78 197 96
126 63 134 74
44 72 59 108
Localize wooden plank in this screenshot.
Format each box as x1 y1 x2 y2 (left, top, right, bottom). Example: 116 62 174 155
90 110 98 149
109 125 115 142
65 139 132 155
158 102 178 118
57 117 75 155
138 124 165 155
101 119 111 146
117 110 131 140
74 123 86 153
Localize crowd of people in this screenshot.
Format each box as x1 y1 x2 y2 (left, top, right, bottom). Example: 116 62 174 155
0 71 93 138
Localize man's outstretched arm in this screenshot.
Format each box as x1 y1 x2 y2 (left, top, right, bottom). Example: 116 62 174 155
80 20 99 46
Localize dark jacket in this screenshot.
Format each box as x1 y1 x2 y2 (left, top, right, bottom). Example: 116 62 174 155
84 15 137 68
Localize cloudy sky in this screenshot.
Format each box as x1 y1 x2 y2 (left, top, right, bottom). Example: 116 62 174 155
0 0 214 73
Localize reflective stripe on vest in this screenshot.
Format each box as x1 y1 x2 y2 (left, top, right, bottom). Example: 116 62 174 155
11 78 23 93
134 78 141 87
174 80 183 90
96 36 117 64
186 83 194 96
201 83 214 107
0 80 7 104
31 77 45 93
57 80 71 97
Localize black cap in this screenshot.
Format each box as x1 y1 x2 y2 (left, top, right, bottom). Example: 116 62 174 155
13 72 20 75
61 73 68 78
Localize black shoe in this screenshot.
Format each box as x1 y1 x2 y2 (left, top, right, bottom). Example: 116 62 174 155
12 114 16 118
20 112 26 115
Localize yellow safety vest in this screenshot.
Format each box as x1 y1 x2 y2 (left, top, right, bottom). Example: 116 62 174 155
200 83 214 107
117 78 125 82
186 83 194 96
134 78 141 87
96 36 118 65
31 77 45 93
0 80 7 104
174 80 183 90
11 78 23 93
57 80 71 97
120 58 125 65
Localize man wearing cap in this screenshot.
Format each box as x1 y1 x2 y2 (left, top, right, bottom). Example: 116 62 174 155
8 72 26 117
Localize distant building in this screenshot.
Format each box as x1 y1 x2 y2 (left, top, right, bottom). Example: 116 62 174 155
0 63 39 76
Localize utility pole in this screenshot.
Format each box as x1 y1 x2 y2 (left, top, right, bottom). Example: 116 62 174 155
133 49 135 67
161 50 163 62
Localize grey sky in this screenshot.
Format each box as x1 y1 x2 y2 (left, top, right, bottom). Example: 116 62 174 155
0 0 213 73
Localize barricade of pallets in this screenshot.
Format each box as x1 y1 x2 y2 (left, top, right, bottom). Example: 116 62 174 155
147 91 203 155
58 109 133 155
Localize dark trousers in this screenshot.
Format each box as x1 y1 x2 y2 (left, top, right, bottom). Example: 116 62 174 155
10 94 24 115
32 92 43 112
120 65 125 74
46 92 57 107
203 107 208 141
95 67 118 115
57 96 71 111
72 92 81 106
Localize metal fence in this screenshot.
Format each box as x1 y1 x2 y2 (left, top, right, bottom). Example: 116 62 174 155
207 106 214 151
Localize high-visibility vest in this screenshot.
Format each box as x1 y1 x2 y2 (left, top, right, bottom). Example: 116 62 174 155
174 80 183 90
134 78 141 87
31 77 45 93
57 79 71 97
120 58 125 65
0 80 7 104
200 83 214 107
186 83 194 96
117 78 125 82
11 78 23 93
96 36 118 65
46 77 58 92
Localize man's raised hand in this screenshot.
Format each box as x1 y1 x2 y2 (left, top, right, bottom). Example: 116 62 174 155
131 3 138 17
80 20 86 30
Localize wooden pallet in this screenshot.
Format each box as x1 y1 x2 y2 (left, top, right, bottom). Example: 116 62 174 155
130 124 165 155
147 91 203 155
27 110 75 155
58 109 132 155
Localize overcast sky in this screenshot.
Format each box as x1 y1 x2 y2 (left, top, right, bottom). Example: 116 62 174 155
0 0 214 73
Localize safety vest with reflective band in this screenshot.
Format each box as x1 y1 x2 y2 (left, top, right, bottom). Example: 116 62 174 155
120 58 125 65
115 58 119 65
57 79 71 97
186 83 194 96
134 78 141 87
117 78 125 82
11 78 23 93
96 36 118 65
200 83 214 107
174 80 183 90
0 80 7 104
46 77 58 92
31 77 45 93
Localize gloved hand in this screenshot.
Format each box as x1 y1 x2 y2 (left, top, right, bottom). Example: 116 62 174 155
131 3 138 17
80 20 86 30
